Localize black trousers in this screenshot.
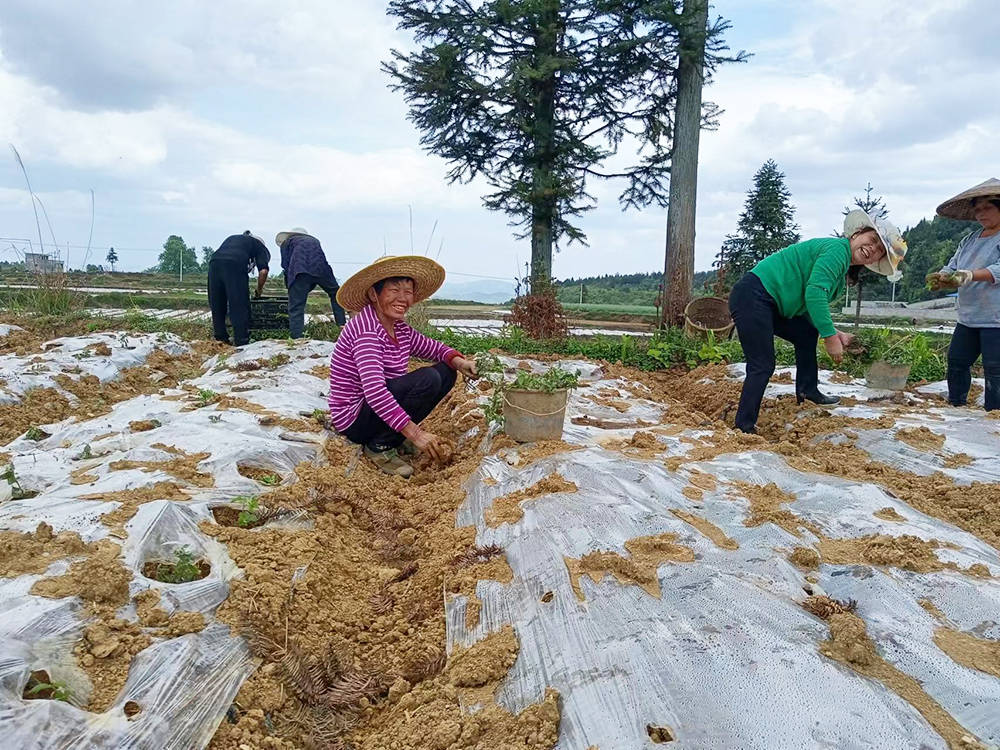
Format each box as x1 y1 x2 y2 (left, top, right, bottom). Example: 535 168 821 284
947 323 1000 411
208 258 251 346
287 273 346 337
729 273 820 432
342 363 457 451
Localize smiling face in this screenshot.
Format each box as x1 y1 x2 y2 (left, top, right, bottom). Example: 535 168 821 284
369 277 416 323
972 198 1000 232
849 228 887 266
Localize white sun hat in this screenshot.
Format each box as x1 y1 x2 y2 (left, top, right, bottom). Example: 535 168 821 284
274 227 314 247
843 210 907 278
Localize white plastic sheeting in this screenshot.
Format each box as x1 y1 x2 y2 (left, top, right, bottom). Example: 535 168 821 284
0 336 335 749
449 363 1000 749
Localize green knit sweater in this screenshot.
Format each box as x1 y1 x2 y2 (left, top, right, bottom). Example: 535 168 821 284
750 237 850 338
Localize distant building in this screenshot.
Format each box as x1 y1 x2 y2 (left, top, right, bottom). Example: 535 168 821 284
24 252 64 274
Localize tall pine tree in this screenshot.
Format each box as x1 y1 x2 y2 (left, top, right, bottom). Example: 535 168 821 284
384 0 745 291
714 159 799 285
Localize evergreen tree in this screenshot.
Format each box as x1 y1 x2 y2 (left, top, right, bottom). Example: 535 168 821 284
384 0 745 290
157 235 199 275
714 160 800 284
105 247 118 272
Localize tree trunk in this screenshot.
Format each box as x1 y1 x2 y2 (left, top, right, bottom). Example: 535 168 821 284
660 0 709 328
529 1 559 294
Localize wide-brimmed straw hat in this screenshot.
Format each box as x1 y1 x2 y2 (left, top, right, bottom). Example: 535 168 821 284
274 227 314 247
843 209 907 278
936 178 1000 221
336 255 446 312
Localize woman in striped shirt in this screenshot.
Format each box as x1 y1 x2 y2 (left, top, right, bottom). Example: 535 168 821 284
330 256 478 477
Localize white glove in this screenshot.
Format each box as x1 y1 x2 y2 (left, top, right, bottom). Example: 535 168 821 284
954 269 974 286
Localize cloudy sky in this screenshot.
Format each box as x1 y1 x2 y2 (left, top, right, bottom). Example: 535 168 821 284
0 0 996 290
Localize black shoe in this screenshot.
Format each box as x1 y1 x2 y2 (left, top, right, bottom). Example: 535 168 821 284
796 391 840 406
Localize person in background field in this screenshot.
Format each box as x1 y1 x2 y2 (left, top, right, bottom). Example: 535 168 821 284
275 227 347 337
728 210 907 434
928 178 1000 410
207 231 269 347
329 255 479 478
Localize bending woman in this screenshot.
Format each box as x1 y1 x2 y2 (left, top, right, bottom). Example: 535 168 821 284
929 178 1000 410
329 256 478 478
728 210 907 433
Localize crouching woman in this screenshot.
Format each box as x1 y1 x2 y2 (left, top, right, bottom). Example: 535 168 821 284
329 256 478 477
728 210 907 434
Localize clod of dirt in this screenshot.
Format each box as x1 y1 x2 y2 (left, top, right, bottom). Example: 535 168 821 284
729 481 817 537
647 724 675 743
448 625 519 688
896 426 946 452
485 473 578 528
124 701 142 719
788 546 821 569
129 419 161 432
565 532 695 601
670 509 738 550
541 591 554 603
874 506 906 522
237 464 283 485
110 443 214 487
933 628 1000 678
802 595 857 620
817 534 990 577
0 523 92 577
30 539 131 606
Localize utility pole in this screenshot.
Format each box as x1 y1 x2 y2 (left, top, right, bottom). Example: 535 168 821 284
660 0 709 329
179 243 183 283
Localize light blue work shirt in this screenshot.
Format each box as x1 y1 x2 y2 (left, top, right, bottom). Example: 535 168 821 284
942 229 1000 327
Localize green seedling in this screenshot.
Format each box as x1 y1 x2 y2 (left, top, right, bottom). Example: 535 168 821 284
208 414 222 423
25 680 72 702
25 426 47 442
267 353 290 368
257 472 280 487
155 547 202 584
475 356 580 428
197 389 218 406
73 444 93 461
234 496 261 527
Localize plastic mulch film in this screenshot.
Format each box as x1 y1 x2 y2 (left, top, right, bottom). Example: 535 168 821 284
449 362 1000 749
0 337 334 749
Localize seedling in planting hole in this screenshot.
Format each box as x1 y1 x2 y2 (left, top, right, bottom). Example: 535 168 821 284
155 547 202 584
73 444 93 461
197 389 218 406
258 472 280 487
234 496 261 527
25 426 47 442
25 680 72 702
208 414 222 423
267 353 290 368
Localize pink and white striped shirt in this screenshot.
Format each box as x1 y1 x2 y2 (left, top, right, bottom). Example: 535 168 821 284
328 304 460 432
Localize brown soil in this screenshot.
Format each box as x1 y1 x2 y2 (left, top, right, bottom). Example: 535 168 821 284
238 464 283 484
687 469 717 491
74 611 152 711
109 443 214 487
0 348 207 446
30 539 131 606
485 473 578 528
565 532 695 601
933 628 1000 678
0 523 92 577
93 481 190 538
447 625 518 688
447 553 514 630
896 426 946 452
729 481 818 537
771 371 793 383
129 419 161 432
816 535 990 577
874 507 906 522
141 557 211 583
215 395 321 433
206 381 562 750
308 363 330 380
920 598 947 621
943 453 973 469
789 546 821 569
820 613 987 750
670 509 738 550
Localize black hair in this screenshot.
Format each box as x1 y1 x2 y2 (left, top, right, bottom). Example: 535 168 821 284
972 197 1000 211
372 276 416 294
846 264 865 286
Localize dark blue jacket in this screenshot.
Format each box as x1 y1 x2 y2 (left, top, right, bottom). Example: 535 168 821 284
280 235 337 285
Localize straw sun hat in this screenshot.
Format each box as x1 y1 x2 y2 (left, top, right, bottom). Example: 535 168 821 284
843 209 908 279
936 178 1000 221
274 227 314 247
336 255 446 313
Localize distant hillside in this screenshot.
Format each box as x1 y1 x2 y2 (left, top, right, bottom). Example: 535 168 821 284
556 270 717 306
434 278 515 303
